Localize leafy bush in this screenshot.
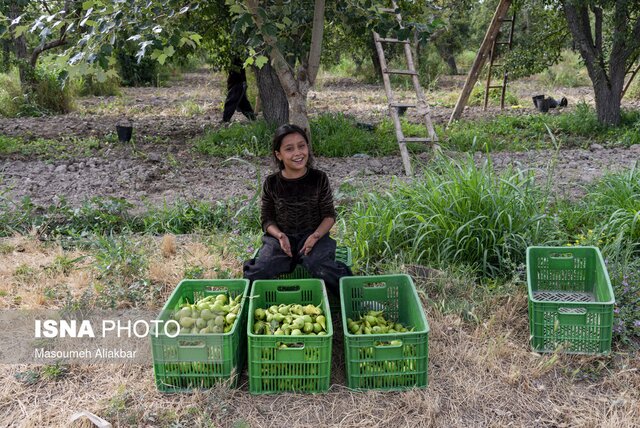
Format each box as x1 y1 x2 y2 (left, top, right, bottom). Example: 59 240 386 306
117 49 159 87
0 70 24 117
537 50 590 88
75 73 121 97
29 66 75 115
346 156 555 277
0 67 74 117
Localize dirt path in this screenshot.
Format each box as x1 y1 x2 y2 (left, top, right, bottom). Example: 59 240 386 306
1 71 639 208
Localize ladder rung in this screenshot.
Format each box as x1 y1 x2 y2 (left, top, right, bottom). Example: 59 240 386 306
384 69 417 75
500 18 514 23
378 37 410 44
401 137 434 143
389 102 417 108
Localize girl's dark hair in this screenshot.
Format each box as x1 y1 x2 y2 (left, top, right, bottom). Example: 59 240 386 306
272 124 315 170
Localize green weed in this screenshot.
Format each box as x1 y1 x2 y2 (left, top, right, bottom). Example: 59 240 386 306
444 104 640 151
193 113 403 158
346 155 556 277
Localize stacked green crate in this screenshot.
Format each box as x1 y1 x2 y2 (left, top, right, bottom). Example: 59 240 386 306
340 274 429 390
247 279 333 394
151 279 250 392
527 246 615 354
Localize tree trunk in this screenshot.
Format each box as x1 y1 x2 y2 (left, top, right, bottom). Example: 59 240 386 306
8 3 34 88
288 89 310 141
593 82 622 125
369 35 382 81
254 61 289 126
562 1 638 126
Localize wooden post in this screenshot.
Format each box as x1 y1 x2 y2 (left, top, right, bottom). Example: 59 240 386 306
448 0 512 126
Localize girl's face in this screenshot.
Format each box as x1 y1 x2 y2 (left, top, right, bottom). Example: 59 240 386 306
275 132 309 177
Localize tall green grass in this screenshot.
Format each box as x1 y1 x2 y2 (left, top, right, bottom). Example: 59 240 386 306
558 163 640 250
346 156 556 277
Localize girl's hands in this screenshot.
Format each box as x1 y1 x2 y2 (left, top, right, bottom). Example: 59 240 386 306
277 233 292 257
300 232 320 256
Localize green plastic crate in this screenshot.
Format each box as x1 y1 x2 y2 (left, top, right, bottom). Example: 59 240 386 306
340 274 429 390
247 279 333 394
151 279 250 392
527 246 615 354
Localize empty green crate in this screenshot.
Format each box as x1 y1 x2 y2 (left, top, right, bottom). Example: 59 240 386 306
527 246 615 354
247 279 333 394
340 274 429 390
151 279 250 392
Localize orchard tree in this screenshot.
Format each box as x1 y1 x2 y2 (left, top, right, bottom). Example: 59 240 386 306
229 0 327 137
561 0 640 125
228 0 440 136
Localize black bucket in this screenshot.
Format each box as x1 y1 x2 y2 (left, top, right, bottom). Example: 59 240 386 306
116 125 133 142
532 94 544 109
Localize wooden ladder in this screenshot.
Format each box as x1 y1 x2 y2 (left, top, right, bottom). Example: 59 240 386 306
448 0 513 126
483 12 515 110
373 3 438 176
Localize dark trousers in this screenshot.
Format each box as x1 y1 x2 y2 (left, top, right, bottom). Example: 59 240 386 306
222 82 256 122
243 232 352 296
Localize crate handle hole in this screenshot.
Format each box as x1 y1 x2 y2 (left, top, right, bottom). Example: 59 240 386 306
549 252 575 259
205 286 228 292
558 307 587 315
363 282 386 288
277 285 301 292
177 340 206 348
374 340 403 348
276 342 305 350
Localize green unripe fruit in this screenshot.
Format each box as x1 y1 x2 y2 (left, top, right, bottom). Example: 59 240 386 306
179 317 195 328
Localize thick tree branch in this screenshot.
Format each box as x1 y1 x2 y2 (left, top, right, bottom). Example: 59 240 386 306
626 15 640 58
563 2 598 73
306 0 325 86
593 6 602 53
30 37 67 67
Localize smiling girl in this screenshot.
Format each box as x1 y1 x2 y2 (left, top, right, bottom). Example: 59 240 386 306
243 124 352 295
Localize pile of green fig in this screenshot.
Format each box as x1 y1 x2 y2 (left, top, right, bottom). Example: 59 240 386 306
253 303 328 336
346 310 412 335
172 293 242 334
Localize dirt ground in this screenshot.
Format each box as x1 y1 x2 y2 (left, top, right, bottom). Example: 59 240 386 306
0 70 639 209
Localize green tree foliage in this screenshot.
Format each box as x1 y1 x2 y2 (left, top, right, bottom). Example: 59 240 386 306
0 0 202 86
